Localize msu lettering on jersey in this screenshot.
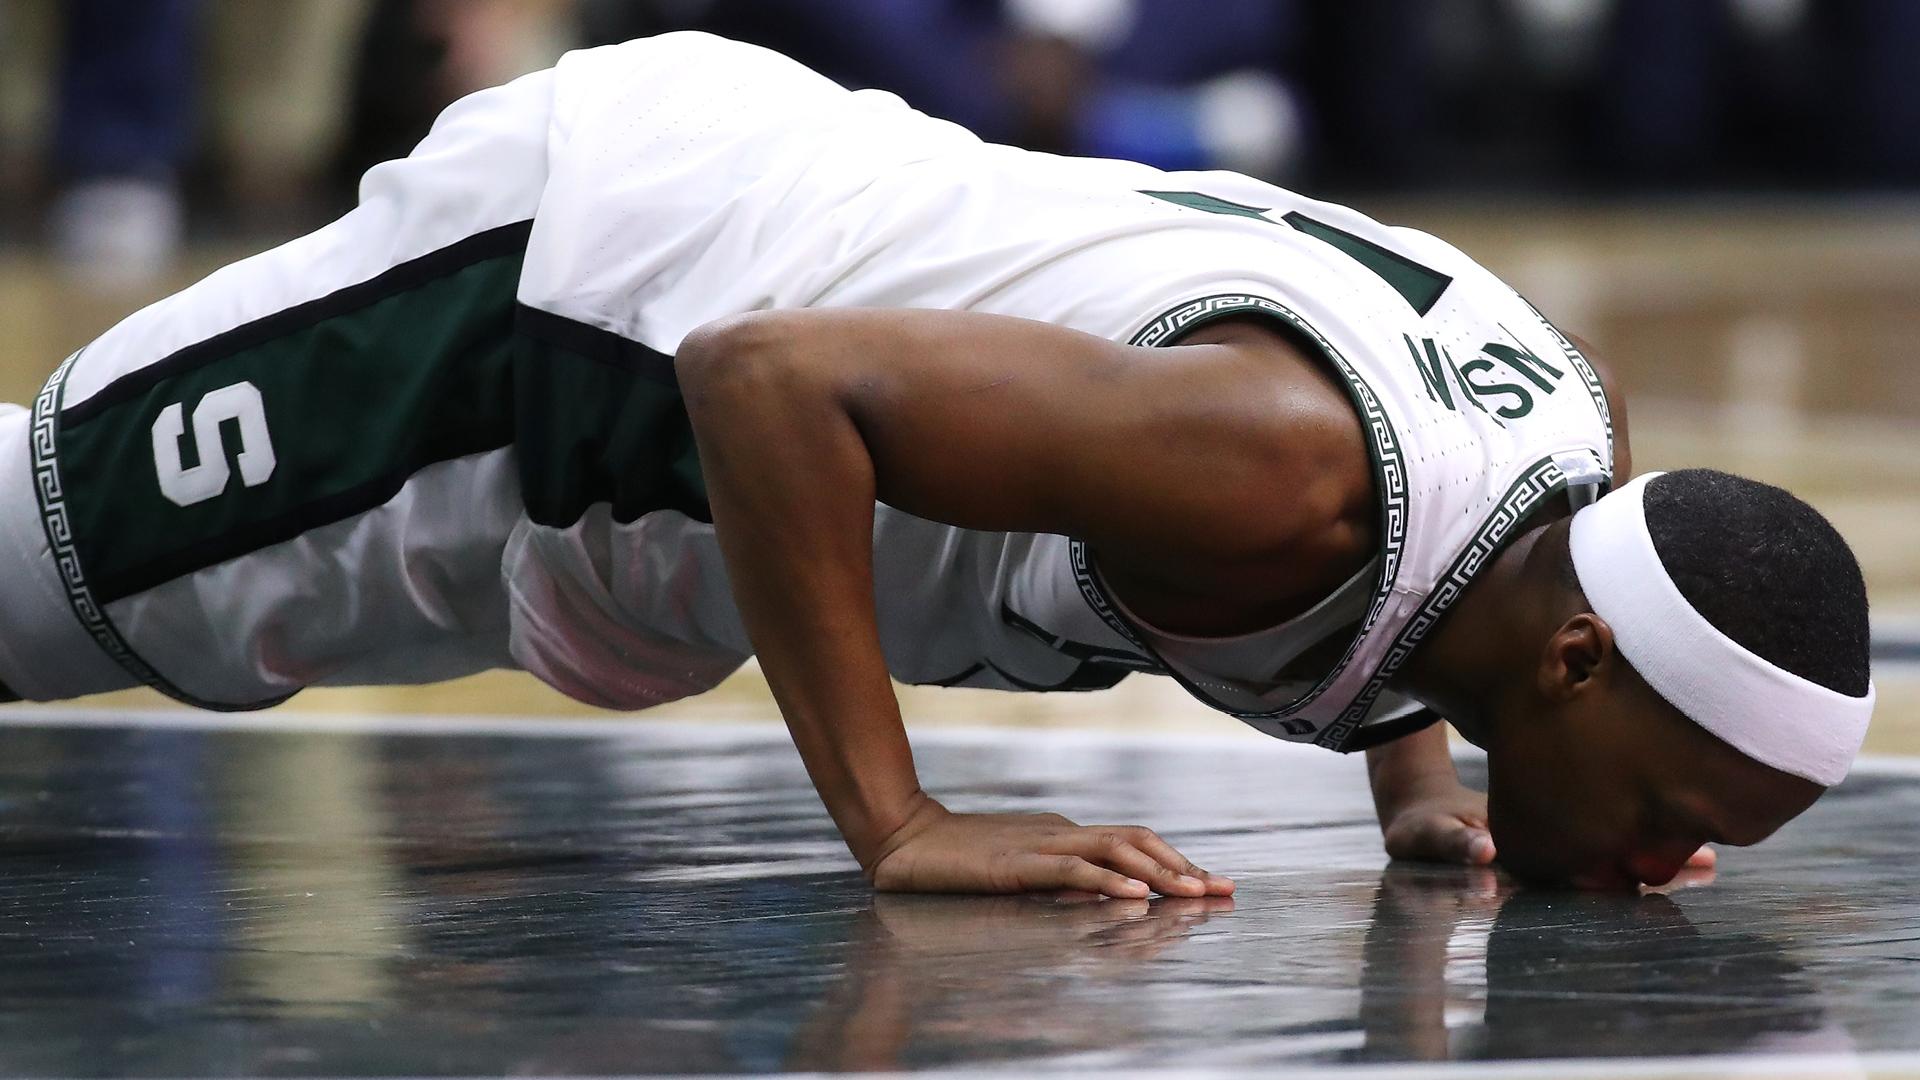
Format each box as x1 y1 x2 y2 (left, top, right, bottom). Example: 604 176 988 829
0 33 1609 752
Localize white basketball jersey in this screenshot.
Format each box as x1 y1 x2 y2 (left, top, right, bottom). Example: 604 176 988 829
0 34 1612 751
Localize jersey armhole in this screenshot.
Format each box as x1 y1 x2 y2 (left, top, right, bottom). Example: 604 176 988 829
1062 292 1415 734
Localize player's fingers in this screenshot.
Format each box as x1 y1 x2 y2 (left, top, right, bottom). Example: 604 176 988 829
1010 853 1150 899
1071 832 1207 897
1114 827 1237 895
1686 844 1717 869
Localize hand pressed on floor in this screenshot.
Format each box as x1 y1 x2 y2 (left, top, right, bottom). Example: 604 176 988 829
867 796 1235 899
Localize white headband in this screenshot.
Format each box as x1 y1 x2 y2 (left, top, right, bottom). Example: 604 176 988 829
1568 472 1874 786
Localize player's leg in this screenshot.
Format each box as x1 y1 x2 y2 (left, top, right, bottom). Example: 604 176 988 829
0 67 559 709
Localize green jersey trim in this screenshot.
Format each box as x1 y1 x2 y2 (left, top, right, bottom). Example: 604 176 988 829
1069 293 1409 732
1137 190 1455 315
1279 212 1454 316
1139 190 1273 221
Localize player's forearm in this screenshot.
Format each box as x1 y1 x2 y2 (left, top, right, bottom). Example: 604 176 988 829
1365 720 1465 826
678 318 926 870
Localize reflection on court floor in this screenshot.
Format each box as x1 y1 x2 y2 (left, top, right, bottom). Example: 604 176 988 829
1 711 1918 1079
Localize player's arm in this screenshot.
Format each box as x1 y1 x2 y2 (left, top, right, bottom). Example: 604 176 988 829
678 307 1356 897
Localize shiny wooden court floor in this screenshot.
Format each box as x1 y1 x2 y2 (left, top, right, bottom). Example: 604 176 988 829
2 710 1919 1079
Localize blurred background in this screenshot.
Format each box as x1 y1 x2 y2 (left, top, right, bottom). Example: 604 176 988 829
0 0 1915 741
7 0 1920 255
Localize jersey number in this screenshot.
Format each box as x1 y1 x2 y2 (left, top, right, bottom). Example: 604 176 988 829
151 381 277 507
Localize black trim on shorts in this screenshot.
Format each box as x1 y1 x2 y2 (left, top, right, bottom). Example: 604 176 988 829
512 304 712 529
514 305 681 389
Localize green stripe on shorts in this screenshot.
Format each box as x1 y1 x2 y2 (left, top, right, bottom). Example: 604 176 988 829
56 224 529 605
38 220 719 710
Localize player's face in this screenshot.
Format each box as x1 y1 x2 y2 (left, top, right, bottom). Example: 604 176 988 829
1483 677 1825 890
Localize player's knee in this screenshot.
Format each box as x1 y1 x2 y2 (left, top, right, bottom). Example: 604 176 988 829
675 312 793 398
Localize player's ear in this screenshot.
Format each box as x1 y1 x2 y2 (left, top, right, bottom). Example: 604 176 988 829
1536 613 1617 702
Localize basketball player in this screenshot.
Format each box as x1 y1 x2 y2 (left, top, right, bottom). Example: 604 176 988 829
0 34 1875 895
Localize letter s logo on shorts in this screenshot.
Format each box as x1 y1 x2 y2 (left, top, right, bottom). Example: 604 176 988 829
151 381 277 507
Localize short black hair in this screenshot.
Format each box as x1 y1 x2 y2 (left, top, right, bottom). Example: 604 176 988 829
1634 469 1871 696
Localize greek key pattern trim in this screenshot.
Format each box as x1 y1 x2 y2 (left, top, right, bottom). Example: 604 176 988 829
1316 455 1567 749
1069 294 1408 725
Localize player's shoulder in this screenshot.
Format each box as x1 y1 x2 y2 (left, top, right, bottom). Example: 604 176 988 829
1097 309 1381 630
1162 315 1379 562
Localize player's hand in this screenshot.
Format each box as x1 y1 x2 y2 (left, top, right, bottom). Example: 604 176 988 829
866 796 1235 898
1380 782 1497 866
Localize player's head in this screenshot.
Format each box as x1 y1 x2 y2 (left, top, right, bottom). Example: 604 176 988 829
1484 469 1873 889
